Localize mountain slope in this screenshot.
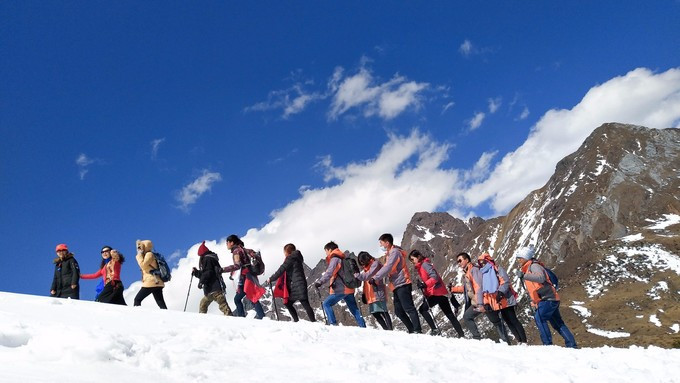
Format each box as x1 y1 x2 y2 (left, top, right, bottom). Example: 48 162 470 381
402 123 680 347
1 291 679 382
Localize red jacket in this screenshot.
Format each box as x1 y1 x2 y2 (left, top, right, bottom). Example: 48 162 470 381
414 259 448 297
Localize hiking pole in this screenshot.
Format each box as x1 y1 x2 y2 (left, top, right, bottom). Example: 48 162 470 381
418 280 439 332
315 286 329 325
269 281 280 321
183 274 194 312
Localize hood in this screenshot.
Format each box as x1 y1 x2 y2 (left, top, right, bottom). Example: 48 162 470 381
288 250 303 262
136 239 154 253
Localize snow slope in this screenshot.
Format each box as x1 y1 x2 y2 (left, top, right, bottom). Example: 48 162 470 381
1 292 679 383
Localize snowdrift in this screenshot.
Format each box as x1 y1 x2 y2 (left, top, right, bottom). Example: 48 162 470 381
0 292 678 382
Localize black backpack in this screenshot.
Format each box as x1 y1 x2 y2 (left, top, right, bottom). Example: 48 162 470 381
245 248 265 276
150 252 172 282
334 251 362 289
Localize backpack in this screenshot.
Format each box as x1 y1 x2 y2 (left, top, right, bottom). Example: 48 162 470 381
150 252 172 282
245 248 265 276
334 251 362 289
545 267 559 289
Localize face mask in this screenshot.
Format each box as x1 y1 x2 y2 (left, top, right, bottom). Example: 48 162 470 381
380 246 387 252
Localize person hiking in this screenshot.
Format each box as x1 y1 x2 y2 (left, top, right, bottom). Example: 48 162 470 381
222 234 266 319
192 241 233 316
409 249 464 337
133 239 168 309
266 243 316 322
477 253 526 343
369 233 422 334
449 252 509 343
312 241 366 327
82 249 127 305
355 251 392 330
50 243 80 299
83 245 112 300
515 246 577 348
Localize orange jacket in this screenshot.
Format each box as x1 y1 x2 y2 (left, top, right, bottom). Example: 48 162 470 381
450 263 483 307
521 260 559 305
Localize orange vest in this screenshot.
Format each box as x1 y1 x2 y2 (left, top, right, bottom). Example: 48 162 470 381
521 260 560 305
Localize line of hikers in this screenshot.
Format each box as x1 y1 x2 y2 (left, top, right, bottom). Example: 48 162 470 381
50 233 577 348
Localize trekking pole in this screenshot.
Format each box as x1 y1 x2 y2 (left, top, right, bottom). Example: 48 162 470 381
268 281 280 321
419 280 439 331
183 274 194 312
315 286 329 325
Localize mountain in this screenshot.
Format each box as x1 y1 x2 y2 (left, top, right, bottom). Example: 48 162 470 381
401 123 680 347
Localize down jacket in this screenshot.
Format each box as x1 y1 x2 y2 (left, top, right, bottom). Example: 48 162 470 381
51 253 80 299
269 250 309 302
135 240 164 288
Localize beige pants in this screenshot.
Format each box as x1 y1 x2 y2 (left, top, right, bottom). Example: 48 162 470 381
199 291 233 316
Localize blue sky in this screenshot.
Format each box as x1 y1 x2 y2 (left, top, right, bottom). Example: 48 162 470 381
2 2 679 302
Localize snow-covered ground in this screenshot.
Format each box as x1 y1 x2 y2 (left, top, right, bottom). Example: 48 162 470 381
1 293 679 382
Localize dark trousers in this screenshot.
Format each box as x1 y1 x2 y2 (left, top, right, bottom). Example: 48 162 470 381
393 284 421 333
134 287 167 309
418 295 464 337
97 281 127 305
463 306 509 343
500 306 527 342
284 299 316 322
234 291 265 319
372 312 393 330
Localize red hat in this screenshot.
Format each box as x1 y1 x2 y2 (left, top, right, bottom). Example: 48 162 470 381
55 243 68 252
197 241 210 257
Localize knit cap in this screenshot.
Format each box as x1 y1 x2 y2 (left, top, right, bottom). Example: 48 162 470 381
197 241 210 257
515 245 535 260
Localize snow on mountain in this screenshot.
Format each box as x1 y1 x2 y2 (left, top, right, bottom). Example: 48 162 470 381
1 292 679 382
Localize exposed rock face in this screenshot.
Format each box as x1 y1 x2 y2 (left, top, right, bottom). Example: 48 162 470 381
402 123 680 347
265 123 680 347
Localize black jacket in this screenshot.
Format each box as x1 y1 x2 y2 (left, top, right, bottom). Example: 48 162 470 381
196 252 225 296
51 253 80 299
269 250 309 302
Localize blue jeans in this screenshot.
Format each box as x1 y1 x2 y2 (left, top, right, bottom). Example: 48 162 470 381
322 293 366 327
234 291 265 319
534 300 577 348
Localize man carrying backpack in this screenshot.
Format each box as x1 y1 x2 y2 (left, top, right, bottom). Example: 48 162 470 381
313 241 366 327
515 245 577 348
369 233 422 334
192 241 233 316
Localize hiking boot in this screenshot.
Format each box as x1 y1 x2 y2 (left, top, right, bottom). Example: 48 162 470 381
429 329 441 336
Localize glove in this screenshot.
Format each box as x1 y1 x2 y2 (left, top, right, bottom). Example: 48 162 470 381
197 282 204 289
417 280 427 289
313 281 322 288
484 304 493 312
368 278 377 286
192 268 200 278
496 291 505 302
517 271 524 279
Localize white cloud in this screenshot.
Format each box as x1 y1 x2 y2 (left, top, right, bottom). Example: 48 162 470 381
151 138 165 160
465 67 680 213
459 39 473 57
176 170 222 212
464 151 498 182
518 106 530 120
467 112 486 131
245 84 323 119
442 101 455 114
76 153 95 180
488 97 502 114
328 66 429 121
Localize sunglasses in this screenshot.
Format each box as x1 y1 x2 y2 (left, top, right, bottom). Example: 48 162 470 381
456 259 464 264
101 249 111 254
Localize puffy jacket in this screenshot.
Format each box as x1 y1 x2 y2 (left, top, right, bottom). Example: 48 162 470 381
521 260 559 305
450 263 483 307
414 258 448 297
355 259 387 303
135 240 164 288
197 252 225 296
370 246 411 291
317 248 353 294
51 253 80 299
269 250 309 302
